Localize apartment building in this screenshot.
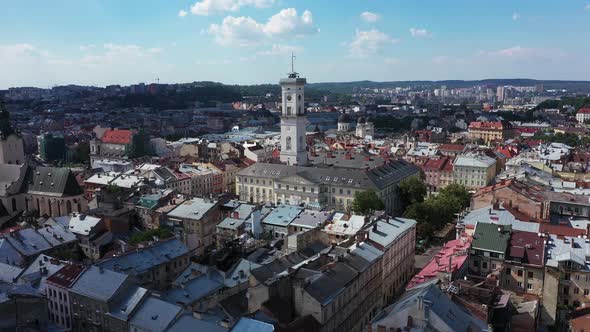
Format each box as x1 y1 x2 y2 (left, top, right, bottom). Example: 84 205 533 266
468 120 514 144
453 154 497 190
45 264 85 330
469 223 511 278
165 197 222 256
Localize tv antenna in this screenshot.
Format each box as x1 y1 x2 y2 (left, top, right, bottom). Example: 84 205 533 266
288 53 298 78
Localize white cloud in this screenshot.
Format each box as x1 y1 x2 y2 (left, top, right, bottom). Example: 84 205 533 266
348 29 397 57
178 10 188 17
189 0 274 16
0 43 169 88
79 44 96 52
257 44 303 56
208 8 318 46
409 28 431 38
360 11 380 23
585 4 590 10
478 46 566 60
512 12 520 21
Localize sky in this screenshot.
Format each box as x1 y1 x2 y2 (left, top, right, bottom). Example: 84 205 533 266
1 0 590 88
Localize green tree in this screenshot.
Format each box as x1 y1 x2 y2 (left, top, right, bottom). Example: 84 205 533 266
350 190 384 215
403 183 470 240
398 176 427 209
438 183 471 210
129 227 174 245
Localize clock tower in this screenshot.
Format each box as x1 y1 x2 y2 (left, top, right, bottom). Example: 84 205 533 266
279 55 308 166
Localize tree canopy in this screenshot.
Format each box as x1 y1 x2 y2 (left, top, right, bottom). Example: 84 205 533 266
403 184 471 240
398 176 427 210
129 227 174 246
350 190 384 215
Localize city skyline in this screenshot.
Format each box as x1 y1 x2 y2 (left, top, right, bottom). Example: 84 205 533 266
1 0 590 89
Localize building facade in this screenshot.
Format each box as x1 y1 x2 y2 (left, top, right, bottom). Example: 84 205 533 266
279 71 308 166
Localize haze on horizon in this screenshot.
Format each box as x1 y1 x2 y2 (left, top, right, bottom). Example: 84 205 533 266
1 0 590 89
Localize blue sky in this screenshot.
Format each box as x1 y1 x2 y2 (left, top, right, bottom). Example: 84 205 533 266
1 0 590 88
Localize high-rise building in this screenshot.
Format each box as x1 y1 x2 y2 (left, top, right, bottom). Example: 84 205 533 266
279 67 308 166
497 86 505 102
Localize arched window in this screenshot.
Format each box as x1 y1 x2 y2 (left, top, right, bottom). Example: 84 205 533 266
66 201 72 215
286 136 292 150
11 198 16 212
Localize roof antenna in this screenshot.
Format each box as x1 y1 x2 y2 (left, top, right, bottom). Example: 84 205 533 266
289 53 298 78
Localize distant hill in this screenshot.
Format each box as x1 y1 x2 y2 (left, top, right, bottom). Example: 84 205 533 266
306 79 590 94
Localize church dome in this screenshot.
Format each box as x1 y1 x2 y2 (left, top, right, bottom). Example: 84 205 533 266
338 112 350 123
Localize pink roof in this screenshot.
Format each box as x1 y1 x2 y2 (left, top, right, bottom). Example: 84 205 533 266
407 236 472 289
577 108 590 114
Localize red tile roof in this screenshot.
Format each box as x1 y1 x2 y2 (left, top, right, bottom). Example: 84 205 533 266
577 107 590 114
101 129 133 144
539 223 586 238
439 144 465 152
46 264 85 289
422 157 450 171
469 121 510 130
507 230 544 266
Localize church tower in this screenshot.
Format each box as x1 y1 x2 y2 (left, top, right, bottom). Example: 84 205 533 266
279 55 308 166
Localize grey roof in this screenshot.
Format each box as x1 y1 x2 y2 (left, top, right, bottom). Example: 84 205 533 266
546 235 590 270
262 204 303 227
25 166 83 197
349 242 383 263
0 238 25 267
250 252 308 283
167 198 218 221
217 217 245 231
0 262 23 283
129 297 181 332
107 285 148 322
372 283 489 332
238 159 419 191
70 265 128 302
164 272 224 306
36 224 77 247
368 217 417 248
3 228 52 257
173 262 208 286
97 238 189 276
17 254 65 293
454 155 496 168
290 210 331 229
304 262 358 305
231 317 275 332
168 313 227 332
0 164 27 196
461 205 540 233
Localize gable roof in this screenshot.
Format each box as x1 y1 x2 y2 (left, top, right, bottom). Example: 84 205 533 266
25 166 83 197
102 129 133 145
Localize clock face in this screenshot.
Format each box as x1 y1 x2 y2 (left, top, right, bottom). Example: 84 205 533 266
287 95 292 101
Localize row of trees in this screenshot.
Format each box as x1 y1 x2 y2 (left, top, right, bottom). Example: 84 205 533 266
532 131 590 147
350 176 471 240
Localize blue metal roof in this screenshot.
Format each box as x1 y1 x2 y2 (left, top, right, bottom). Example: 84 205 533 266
97 239 188 276
70 266 128 302
231 317 275 332
129 297 182 332
261 204 303 227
